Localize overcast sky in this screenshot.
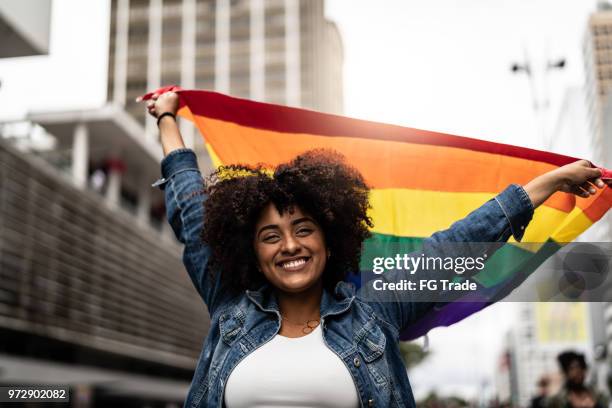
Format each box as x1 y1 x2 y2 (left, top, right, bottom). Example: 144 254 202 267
326 0 599 152
325 0 600 399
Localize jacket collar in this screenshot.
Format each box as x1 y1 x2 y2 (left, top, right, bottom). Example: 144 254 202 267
246 281 356 319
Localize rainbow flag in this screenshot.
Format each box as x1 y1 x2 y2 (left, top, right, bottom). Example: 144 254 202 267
146 88 611 340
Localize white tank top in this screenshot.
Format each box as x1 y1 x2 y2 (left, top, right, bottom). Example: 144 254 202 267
224 325 360 408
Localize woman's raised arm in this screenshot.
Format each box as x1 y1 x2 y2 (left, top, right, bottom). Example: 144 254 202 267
146 92 228 315
361 160 609 333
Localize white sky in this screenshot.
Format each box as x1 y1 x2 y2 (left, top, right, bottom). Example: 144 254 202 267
325 0 600 399
326 0 599 151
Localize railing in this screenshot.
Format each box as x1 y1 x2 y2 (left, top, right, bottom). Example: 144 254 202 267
0 140 208 370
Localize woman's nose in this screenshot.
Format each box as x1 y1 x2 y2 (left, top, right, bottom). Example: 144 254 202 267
281 235 301 254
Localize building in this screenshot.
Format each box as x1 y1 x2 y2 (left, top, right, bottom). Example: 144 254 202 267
0 138 205 406
495 303 591 407
0 5 203 402
583 2 612 167
0 0 51 57
106 0 343 155
588 302 612 393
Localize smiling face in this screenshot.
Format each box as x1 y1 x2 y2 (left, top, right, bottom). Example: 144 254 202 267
253 203 328 294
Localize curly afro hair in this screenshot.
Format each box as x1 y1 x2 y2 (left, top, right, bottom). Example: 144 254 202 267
202 149 372 293
557 351 587 373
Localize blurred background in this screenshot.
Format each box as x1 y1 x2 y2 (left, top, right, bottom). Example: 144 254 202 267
0 0 611 407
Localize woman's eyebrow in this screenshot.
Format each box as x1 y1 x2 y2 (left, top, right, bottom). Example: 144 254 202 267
257 224 279 237
291 217 315 226
257 217 315 236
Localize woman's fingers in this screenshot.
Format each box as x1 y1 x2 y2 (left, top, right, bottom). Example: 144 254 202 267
580 182 596 195
586 166 602 180
139 91 169 118
573 164 600 184
593 177 605 188
559 162 609 198
569 181 604 198
562 161 603 187
571 185 590 198
146 99 158 117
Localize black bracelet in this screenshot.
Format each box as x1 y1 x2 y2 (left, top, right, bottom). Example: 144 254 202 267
157 112 176 127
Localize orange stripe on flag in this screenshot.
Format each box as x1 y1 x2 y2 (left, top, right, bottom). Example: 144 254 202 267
189 114 605 217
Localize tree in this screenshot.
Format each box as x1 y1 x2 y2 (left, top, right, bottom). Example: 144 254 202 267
399 341 430 369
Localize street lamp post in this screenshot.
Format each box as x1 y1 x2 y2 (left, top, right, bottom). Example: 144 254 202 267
510 53 566 150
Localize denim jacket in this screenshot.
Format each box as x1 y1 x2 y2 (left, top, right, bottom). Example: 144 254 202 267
156 148 534 408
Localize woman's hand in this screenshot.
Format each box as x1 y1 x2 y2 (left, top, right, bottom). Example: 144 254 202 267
141 91 185 155
523 160 610 208
554 160 609 196
146 91 180 118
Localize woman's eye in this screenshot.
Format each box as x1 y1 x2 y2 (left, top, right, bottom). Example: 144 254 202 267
263 235 280 242
296 228 313 236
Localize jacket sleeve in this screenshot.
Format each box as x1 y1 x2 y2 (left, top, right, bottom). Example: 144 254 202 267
155 148 228 315
360 184 535 333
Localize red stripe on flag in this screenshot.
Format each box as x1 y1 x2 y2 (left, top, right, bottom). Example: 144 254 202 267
179 90 580 167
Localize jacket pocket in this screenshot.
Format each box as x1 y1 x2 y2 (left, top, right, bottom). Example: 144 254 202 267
355 318 390 393
219 307 246 346
355 319 386 363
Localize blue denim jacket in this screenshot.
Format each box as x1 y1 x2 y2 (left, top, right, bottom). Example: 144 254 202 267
157 148 534 408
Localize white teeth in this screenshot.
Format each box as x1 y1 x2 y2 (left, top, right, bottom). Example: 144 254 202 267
281 258 307 268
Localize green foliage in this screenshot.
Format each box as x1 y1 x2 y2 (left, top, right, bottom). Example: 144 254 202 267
417 391 469 408
399 341 430 369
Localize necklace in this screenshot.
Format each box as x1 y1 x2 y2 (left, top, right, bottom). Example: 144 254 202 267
281 315 320 334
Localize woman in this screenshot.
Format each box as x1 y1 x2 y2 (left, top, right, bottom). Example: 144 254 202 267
146 91 608 408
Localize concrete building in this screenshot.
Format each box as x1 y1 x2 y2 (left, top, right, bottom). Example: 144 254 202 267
588 302 612 394
0 0 51 57
0 138 205 406
0 4 201 399
106 0 344 148
583 2 612 167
